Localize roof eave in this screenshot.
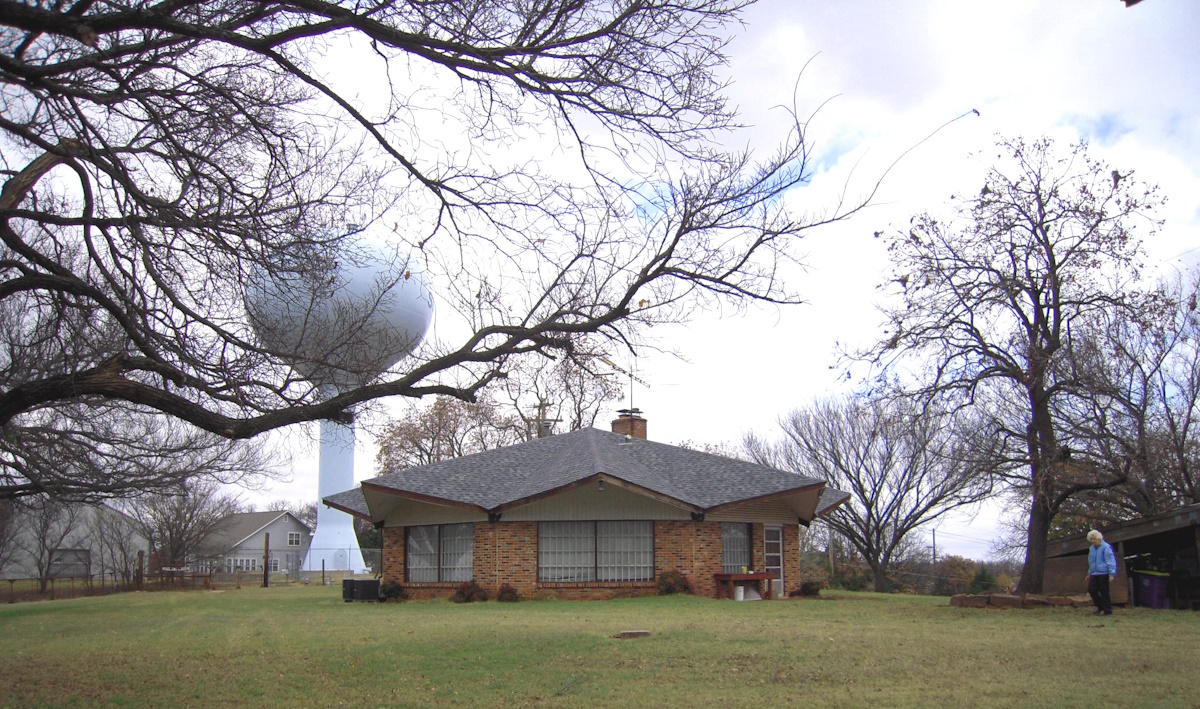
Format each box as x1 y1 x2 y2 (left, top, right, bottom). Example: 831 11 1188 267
359 480 489 515
323 499 373 522
704 481 827 521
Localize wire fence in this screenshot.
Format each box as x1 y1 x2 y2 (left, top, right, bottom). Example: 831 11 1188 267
0 559 387 604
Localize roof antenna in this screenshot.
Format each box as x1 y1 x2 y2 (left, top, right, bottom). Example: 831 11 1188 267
600 355 649 411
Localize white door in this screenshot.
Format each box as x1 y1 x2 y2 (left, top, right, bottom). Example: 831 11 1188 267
764 526 783 592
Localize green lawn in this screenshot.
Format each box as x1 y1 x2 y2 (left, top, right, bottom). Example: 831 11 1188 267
1 586 1196 708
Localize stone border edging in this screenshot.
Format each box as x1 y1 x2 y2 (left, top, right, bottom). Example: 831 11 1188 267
950 593 1091 609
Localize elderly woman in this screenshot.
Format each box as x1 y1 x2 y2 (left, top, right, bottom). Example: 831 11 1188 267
1086 529 1117 615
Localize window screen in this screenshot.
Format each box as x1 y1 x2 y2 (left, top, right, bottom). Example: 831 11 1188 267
539 521 653 582
721 523 751 573
407 524 473 582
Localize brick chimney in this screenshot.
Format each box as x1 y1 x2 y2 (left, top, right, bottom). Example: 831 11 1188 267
611 408 647 440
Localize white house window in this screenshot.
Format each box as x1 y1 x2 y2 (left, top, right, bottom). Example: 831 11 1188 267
287 532 301 546
270 557 280 572
407 523 473 582
539 521 652 583
227 557 258 572
721 523 751 573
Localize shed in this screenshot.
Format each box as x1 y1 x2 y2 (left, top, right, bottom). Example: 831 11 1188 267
1044 503 1200 610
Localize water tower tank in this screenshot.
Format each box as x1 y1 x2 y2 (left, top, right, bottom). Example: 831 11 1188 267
245 227 433 391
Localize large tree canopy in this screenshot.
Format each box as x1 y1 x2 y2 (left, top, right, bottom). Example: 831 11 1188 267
863 136 1164 593
0 1 847 500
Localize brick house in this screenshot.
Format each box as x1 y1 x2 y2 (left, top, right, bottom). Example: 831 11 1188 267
325 411 847 600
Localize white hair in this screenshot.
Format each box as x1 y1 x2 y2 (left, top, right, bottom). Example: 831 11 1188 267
1087 530 1103 542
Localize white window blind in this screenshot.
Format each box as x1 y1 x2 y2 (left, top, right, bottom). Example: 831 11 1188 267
539 521 653 582
407 524 473 582
721 523 750 573
440 523 474 583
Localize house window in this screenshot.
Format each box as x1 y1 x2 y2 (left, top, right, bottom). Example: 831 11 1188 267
538 521 653 583
287 532 301 546
227 557 258 572
270 557 280 572
721 523 751 573
406 523 473 582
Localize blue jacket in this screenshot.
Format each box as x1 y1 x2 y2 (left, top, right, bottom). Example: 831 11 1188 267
1088 541 1117 577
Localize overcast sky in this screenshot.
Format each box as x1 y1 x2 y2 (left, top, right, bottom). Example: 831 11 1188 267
258 0 1200 560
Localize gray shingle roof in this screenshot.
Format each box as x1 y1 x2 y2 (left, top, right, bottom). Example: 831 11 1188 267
815 488 851 517
324 488 370 519
342 427 830 513
200 511 309 554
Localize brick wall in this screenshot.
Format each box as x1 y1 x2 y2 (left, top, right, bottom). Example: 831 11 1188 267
381 527 404 585
751 522 766 572
474 521 537 591
783 524 800 595
382 519 792 601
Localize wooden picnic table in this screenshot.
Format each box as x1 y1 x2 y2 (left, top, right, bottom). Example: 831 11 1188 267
713 572 776 600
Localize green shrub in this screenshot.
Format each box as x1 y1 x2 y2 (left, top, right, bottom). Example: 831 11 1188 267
496 583 520 603
829 566 873 592
967 564 997 594
790 580 824 597
656 569 693 595
450 581 489 603
377 581 408 603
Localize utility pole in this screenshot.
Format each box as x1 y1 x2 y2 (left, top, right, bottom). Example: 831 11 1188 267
262 533 270 588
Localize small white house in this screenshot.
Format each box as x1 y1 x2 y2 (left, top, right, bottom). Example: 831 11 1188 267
197 511 312 575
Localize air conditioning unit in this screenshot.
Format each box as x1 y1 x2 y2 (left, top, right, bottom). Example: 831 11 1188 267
342 578 381 602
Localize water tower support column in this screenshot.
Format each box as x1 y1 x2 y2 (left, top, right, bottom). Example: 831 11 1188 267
304 418 367 573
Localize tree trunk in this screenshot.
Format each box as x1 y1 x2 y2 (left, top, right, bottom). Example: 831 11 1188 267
1016 490 1053 594
1017 383 1058 595
872 568 888 593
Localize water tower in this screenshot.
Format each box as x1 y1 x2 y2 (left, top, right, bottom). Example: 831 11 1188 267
245 226 433 573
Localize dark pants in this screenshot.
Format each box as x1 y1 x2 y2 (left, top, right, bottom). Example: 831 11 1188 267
1088 574 1112 613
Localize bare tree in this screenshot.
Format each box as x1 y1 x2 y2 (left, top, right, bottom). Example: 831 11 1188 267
16 494 79 591
860 136 1164 593
88 504 143 585
499 351 623 439
1 401 281 502
128 478 243 569
747 394 994 592
376 395 524 471
0 498 17 574
1 1 863 501
1050 272 1200 525
266 499 317 530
